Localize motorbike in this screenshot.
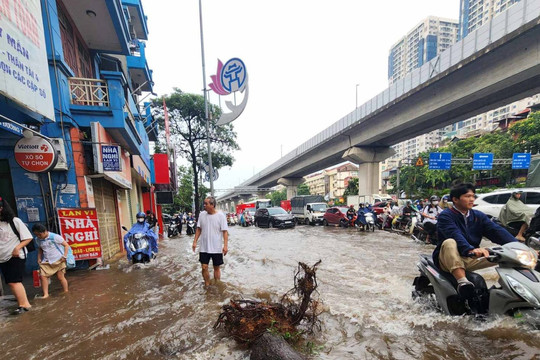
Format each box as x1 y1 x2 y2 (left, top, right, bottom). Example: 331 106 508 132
412 242 540 326
411 221 438 245
391 212 419 234
357 211 376 231
167 221 179 238
243 213 253 227
122 227 154 264
186 218 196 235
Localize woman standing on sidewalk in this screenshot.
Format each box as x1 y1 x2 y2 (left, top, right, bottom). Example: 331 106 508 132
0 197 33 315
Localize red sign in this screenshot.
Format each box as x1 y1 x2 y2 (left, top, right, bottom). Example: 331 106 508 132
57 208 102 260
14 136 57 172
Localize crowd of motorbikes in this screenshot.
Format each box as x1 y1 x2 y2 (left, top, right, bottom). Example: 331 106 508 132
167 213 196 238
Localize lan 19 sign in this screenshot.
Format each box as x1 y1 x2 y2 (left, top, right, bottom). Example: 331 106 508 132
57 208 102 260
14 136 57 172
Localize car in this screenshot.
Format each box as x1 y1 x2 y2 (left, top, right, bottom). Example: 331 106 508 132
254 207 295 228
162 213 172 223
372 201 391 215
322 206 350 227
474 188 540 218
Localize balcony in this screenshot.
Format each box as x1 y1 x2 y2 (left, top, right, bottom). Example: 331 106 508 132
127 40 153 93
67 72 142 155
61 0 130 54
122 0 149 40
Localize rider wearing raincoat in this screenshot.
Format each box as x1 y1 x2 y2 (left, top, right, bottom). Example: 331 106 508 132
123 212 158 260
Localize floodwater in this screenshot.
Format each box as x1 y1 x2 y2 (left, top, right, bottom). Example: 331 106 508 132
1 225 540 360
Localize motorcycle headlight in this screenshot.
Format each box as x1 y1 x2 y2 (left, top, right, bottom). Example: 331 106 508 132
139 239 149 249
505 275 540 307
134 233 143 239
514 249 537 269
129 242 136 252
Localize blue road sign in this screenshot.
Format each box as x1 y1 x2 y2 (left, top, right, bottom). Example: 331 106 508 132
512 153 531 169
472 153 493 170
429 152 452 170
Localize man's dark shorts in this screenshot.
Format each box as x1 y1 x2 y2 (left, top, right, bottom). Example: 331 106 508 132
0 257 26 283
199 252 224 266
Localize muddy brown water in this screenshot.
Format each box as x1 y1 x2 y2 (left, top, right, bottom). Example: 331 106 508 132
1 225 539 359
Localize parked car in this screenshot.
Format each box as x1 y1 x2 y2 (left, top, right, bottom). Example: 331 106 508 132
254 207 296 228
322 207 350 227
474 188 540 218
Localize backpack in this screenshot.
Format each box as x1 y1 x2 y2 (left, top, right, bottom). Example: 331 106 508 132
9 218 36 253
48 233 76 269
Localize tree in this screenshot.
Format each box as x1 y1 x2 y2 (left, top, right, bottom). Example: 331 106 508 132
152 89 240 218
297 184 310 195
509 111 540 153
270 188 287 206
343 178 358 196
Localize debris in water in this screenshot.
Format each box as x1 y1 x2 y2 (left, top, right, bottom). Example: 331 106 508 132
214 260 323 343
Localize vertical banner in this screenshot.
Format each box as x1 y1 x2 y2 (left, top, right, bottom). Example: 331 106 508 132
57 208 102 260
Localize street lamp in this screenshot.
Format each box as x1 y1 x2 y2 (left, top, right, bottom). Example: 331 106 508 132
356 84 359 109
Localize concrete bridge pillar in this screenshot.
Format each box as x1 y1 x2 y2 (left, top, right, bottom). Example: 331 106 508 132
277 177 305 200
342 147 396 198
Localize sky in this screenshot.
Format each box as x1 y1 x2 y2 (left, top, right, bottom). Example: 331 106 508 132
143 1 460 194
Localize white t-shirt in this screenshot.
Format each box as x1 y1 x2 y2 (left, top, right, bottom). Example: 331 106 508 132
197 211 228 253
38 232 66 264
0 217 33 262
422 205 443 225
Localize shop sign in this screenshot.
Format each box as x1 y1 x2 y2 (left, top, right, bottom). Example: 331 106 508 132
101 145 121 171
57 208 102 260
14 136 57 172
0 121 23 136
0 0 55 120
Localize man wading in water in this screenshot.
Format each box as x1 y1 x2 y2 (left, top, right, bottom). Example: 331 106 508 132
192 196 229 286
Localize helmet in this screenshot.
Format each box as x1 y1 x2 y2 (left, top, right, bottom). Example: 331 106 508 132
406 200 412 205
512 190 523 195
430 195 440 202
365 202 370 206
136 212 145 219
442 195 449 201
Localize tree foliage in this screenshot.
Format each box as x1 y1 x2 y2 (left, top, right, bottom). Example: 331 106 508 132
152 89 240 217
343 177 358 196
270 188 287 206
297 184 310 195
387 112 540 197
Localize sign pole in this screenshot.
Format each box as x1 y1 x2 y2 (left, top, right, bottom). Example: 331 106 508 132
198 0 215 197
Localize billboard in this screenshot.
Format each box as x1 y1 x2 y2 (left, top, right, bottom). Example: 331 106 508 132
57 208 102 260
0 0 55 120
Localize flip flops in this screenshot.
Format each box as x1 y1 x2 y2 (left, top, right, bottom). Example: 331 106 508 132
11 306 30 315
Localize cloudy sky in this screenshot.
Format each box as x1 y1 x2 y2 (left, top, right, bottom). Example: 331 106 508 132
143 1 459 194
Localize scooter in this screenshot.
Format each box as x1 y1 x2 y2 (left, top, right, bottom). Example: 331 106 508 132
186 218 196 235
411 222 438 245
122 227 154 264
412 242 540 326
167 221 179 238
364 211 376 232
391 213 418 234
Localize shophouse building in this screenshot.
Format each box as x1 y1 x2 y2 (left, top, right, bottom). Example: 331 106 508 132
0 0 173 269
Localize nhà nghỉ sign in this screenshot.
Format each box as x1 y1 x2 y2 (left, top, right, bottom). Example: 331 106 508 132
57 208 102 260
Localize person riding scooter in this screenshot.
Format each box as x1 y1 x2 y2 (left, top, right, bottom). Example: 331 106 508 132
499 190 534 242
346 205 356 222
171 213 183 235
421 195 443 244
123 212 158 261
355 203 367 230
396 200 417 234
434 183 518 301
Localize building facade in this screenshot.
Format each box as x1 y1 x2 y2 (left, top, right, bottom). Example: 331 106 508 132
459 0 521 40
0 0 173 270
388 16 459 85
304 163 358 199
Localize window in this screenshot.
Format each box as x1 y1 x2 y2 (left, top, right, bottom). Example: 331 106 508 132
496 193 512 204
524 192 540 205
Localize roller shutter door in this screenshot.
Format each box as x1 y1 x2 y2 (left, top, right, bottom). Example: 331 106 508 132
92 179 121 260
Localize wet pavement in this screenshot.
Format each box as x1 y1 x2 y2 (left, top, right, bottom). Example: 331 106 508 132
1 224 540 359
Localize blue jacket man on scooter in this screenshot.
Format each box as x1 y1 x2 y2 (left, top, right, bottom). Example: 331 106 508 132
123 212 158 260
434 183 517 299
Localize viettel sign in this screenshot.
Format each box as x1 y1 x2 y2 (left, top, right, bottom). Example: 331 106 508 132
14 136 57 172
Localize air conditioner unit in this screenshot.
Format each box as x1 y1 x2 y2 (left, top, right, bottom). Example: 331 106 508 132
51 138 68 171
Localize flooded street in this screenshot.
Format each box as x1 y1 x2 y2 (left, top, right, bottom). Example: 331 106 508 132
1 225 540 360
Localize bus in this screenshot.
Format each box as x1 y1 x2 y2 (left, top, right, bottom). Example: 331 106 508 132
235 199 272 215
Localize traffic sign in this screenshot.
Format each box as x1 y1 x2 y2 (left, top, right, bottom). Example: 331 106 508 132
14 136 58 172
415 157 424 167
512 153 531 169
429 152 452 170
472 153 493 170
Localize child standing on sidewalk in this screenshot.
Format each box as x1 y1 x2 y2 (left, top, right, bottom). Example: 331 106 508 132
32 224 69 298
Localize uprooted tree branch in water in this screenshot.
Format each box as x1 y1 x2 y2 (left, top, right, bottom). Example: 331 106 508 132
214 260 323 359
